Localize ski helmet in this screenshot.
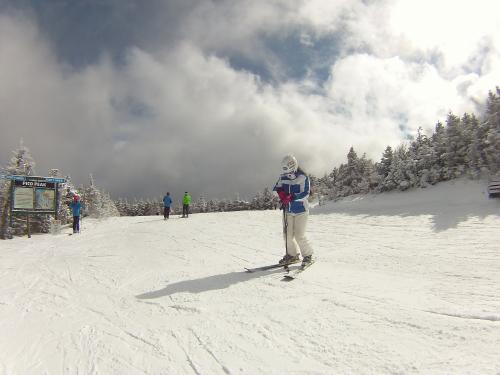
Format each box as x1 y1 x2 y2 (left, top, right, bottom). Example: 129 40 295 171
281 154 298 174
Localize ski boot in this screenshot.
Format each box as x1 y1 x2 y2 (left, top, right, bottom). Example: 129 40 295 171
279 254 300 266
301 255 313 268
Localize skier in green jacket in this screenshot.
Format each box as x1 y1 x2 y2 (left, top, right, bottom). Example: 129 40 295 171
182 192 191 218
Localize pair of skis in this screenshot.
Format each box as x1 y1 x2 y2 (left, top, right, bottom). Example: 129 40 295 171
248 206 315 280
244 259 314 280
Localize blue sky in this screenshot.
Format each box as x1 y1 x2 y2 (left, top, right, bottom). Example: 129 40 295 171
1 0 499 200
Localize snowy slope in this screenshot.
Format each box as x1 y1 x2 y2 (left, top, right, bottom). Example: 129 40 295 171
0 179 499 374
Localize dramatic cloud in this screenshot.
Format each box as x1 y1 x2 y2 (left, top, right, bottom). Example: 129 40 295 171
0 1 499 200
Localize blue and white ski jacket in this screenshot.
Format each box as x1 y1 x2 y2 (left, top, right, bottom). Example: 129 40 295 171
273 170 310 214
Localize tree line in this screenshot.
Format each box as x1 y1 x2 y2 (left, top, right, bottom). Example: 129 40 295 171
114 187 279 217
0 144 280 238
312 88 499 202
1 87 498 238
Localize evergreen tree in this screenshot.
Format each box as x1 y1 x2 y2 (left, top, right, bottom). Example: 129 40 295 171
303 87 498 204
313 173 331 205
114 198 127 216
0 165 9 239
385 145 412 190
5 140 36 177
1 141 36 238
409 127 435 187
430 121 447 181
251 191 264 210
197 193 207 213
262 187 278 209
101 191 120 217
327 167 340 200
358 154 379 193
483 88 500 174
444 113 467 178
207 198 220 212
463 113 483 177
81 174 118 218
82 174 102 217
377 146 393 183
336 147 364 196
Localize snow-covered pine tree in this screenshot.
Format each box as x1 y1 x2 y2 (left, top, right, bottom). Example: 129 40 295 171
384 145 413 190
134 199 144 215
58 175 77 225
81 174 118 218
5 140 36 177
306 87 498 205
430 121 447 182
333 147 356 197
197 193 207 213
82 174 102 217
331 166 343 197
409 127 435 187
0 164 9 239
345 147 361 195
463 113 484 178
262 187 278 209
444 113 467 179
132 199 141 216
206 198 219 212
251 191 263 210
377 146 393 190
101 191 120 217
114 198 126 216
311 173 328 204
357 154 379 193
483 89 500 174
326 167 340 200
217 199 228 212
0 141 36 237
142 199 151 215
122 199 131 216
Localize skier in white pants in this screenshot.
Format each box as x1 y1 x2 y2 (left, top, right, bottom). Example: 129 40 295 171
273 154 314 267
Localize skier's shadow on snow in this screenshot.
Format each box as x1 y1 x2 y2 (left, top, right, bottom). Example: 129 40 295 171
136 269 284 299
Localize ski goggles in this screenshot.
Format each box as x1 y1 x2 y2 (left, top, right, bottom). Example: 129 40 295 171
282 172 297 180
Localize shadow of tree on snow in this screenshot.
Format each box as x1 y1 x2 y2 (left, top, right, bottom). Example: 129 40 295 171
311 183 500 232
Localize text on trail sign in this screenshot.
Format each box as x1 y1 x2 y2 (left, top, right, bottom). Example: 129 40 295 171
7 175 65 214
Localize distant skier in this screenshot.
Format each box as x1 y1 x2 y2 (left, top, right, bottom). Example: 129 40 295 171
69 194 82 234
163 192 172 220
273 154 314 267
182 192 191 218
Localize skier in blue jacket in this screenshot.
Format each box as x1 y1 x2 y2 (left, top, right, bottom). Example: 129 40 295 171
69 195 82 234
273 154 314 267
163 192 172 219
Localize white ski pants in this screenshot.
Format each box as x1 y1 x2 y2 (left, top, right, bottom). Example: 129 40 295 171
283 211 313 257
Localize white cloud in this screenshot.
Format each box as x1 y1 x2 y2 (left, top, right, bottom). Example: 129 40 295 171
325 54 474 141
1 1 499 200
388 0 500 68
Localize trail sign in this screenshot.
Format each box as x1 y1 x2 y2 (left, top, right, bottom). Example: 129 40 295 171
1 175 66 237
5 175 65 214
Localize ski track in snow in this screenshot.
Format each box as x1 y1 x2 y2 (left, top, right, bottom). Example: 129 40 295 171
0 180 499 374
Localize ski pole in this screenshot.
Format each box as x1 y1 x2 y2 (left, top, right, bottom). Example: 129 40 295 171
283 204 289 265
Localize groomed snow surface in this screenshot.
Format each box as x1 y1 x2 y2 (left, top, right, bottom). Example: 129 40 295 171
1 179 499 374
